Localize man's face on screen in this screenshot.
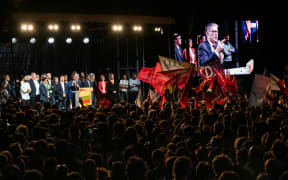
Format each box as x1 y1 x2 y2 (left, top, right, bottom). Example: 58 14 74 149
206 25 218 43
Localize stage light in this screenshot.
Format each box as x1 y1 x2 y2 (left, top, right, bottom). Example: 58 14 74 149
48 37 55 44
21 24 27 31
66 37 72 44
21 23 34 32
112 25 123 32
71 24 81 32
11 38 17 44
133 25 142 32
28 25 33 31
48 24 59 31
154 27 161 32
30 37 36 44
83 37 90 44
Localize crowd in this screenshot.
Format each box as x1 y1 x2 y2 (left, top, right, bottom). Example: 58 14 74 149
0 72 141 111
1 22 288 180
0 84 288 180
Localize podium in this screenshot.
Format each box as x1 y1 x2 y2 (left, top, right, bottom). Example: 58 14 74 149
72 88 94 108
72 91 80 108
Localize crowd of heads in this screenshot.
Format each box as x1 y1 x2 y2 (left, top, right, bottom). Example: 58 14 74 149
0 89 288 180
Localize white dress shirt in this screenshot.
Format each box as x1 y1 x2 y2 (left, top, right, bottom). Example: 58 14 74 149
33 79 40 95
20 81 31 100
61 82 65 95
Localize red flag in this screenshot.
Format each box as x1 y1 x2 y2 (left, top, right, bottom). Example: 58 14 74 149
157 68 191 90
179 68 194 108
138 67 155 83
270 73 288 96
159 96 166 110
212 66 238 97
151 63 167 96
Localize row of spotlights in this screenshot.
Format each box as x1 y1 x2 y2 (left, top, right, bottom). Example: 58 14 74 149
20 24 163 33
48 24 59 31
133 25 142 31
21 24 81 32
21 24 34 32
112 25 143 32
11 37 90 44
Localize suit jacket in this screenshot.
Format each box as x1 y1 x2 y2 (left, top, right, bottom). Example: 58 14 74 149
84 80 93 88
69 80 81 91
183 48 197 66
56 82 68 99
98 81 107 94
197 40 221 67
107 81 119 96
40 83 49 101
174 45 185 62
29 79 39 97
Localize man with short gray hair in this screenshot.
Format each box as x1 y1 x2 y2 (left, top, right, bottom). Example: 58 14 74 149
198 23 224 68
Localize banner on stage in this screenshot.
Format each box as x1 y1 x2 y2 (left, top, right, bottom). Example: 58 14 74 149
158 56 191 71
79 87 93 106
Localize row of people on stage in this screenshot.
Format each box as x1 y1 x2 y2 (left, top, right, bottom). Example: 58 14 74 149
0 72 141 109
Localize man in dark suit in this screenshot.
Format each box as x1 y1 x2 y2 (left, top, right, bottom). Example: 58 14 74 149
89 73 97 105
173 33 185 62
29 72 40 107
1 75 16 100
40 75 49 108
69 72 81 108
198 23 225 69
56 75 68 109
84 74 93 88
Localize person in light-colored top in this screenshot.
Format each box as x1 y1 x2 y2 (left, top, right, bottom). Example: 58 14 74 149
119 74 129 102
223 34 235 69
129 73 141 104
20 75 32 105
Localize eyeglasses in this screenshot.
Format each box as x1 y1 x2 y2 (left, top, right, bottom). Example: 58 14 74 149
208 30 218 34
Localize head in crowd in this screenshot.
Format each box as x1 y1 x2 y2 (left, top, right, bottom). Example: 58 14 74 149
172 156 193 180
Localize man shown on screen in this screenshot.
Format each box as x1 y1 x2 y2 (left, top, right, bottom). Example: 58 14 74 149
173 33 185 62
198 23 224 69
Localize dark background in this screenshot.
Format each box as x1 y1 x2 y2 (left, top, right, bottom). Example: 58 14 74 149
0 1 284 80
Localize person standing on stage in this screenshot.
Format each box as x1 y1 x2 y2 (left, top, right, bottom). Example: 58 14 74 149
173 33 185 62
198 23 224 68
183 38 197 66
40 75 50 108
20 75 32 105
1 75 16 100
46 73 55 104
89 73 97 105
119 74 129 102
29 72 40 107
129 73 141 104
107 73 119 104
69 72 81 108
223 34 235 69
56 75 68 109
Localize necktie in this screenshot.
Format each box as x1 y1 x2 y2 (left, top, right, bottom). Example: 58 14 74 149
213 44 217 50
